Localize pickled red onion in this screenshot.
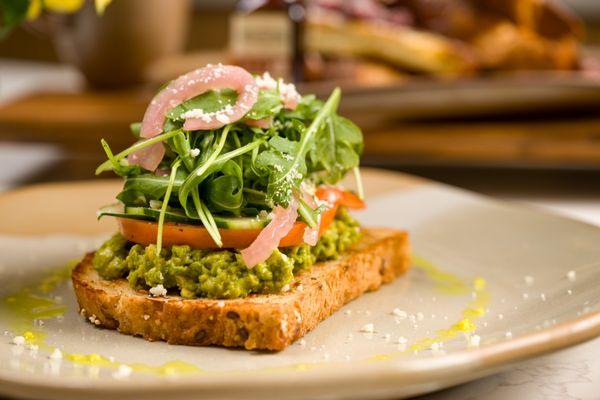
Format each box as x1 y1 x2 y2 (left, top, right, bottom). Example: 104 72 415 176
240 201 299 268
129 64 259 171
244 116 273 129
300 187 319 246
127 142 165 172
303 223 319 246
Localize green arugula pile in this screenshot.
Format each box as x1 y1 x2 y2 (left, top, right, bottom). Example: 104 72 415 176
96 84 364 251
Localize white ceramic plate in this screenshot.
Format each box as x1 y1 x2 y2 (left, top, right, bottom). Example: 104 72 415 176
1 169 599 400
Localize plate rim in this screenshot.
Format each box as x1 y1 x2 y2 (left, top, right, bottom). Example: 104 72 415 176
1 170 600 399
1 310 599 399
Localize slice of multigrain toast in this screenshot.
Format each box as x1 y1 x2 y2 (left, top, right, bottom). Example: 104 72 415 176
72 228 410 351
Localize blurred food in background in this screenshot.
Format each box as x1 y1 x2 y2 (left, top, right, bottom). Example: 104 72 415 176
0 0 600 187
229 0 305 82
0 0 593 88
228 0 585 87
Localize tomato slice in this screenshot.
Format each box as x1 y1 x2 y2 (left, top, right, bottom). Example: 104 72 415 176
118 204 338 249
117 187 361 249
315 187 366 209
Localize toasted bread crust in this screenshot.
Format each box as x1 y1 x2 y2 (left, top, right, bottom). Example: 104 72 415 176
72 228 410 351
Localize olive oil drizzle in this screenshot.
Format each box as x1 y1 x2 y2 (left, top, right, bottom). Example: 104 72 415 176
367 255 490 361
2 260 200 376
2 254 490 375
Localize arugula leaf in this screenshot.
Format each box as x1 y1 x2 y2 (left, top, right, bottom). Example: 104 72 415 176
178 126 230 217
334 115 363 150
191 188 222 247
95 129 182 175
99 139 142 177
115 190 147 206
130 122 141 139
169 131 194 171
255 147 303 207
283 94 322 121
243 188 268 207
204 160 244 215
268 135 298 154
156 159 182 254
178 131 263 216
163 118 182 134
245 88 282 120
117 170 186 205
191 131 216 164
309 118 335 178
261 87 341 207
296 197 319 228
166 89 237 121
309 113 363 184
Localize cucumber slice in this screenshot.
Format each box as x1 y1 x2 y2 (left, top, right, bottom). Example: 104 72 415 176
98 203 271 229
212 215 270 229
125 206 194 223
97 204 149 221
98 204 192 223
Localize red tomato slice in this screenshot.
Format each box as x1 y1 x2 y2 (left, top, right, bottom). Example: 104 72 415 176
118 204 338 249
117 187 361 249
315 187 366 209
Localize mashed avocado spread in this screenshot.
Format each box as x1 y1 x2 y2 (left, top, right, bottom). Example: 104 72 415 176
93 209 361 299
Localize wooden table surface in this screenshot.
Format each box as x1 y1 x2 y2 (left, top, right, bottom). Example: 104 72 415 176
1 87 600 169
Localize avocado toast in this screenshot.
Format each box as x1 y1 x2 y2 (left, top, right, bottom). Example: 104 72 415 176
73 64 410 350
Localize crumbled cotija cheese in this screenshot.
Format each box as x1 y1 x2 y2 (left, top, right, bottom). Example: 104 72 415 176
391 308 407 319
468 334 481 348
49 348 63 360
11 336 25 346
112 364 133 379
149 284 167 297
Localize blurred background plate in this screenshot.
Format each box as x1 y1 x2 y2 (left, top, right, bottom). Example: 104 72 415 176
1 71 600 176
310 73 600 120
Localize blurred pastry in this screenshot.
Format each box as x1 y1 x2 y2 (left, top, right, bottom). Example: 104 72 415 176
305 0 583 78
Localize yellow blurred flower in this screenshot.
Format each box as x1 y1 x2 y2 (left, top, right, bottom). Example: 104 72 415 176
95 0 113 15
44 0 85 13
26 0 112 19
26 0 42 20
